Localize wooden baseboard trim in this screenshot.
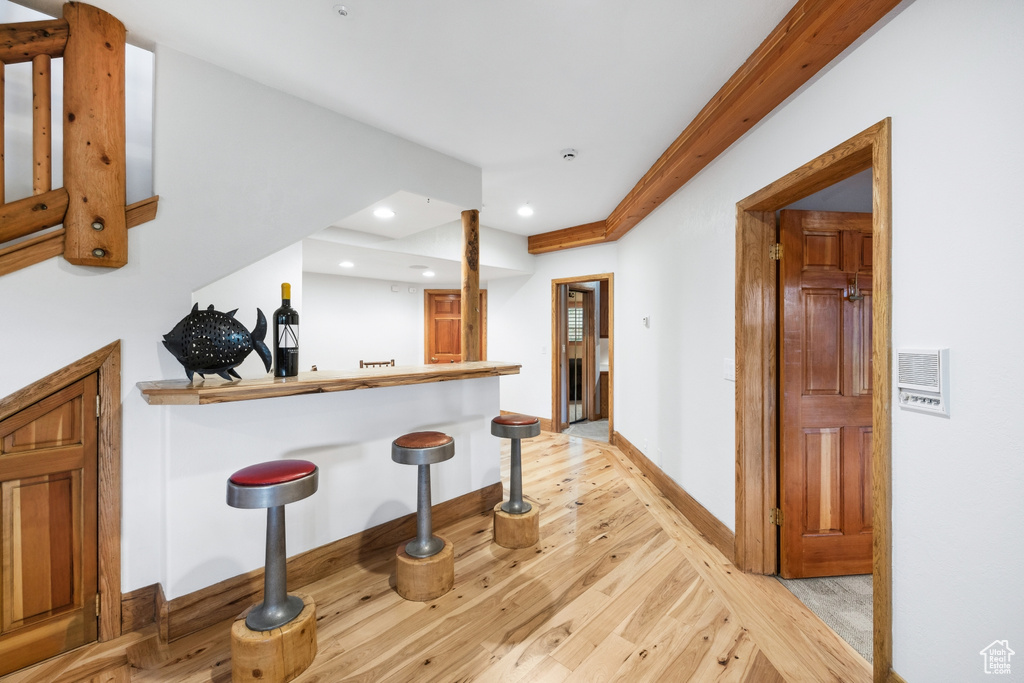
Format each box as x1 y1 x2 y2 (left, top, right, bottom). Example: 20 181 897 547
500 409 554 433
159 481 502 642
612 431 734 560
155 583 169 644
120 584 158 634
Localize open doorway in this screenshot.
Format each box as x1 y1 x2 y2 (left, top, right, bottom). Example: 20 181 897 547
775 173 874 663
734 120 892 681
551 274 613 442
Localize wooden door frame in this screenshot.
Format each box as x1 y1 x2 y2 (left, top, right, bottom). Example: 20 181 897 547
423 289 487 363
0 341 122 642
551 274 614 436
734 119 892 681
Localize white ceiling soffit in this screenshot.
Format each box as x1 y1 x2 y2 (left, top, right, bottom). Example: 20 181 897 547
333 191 467 240
13 0 796 236
313 190 534 282
301 237 530 285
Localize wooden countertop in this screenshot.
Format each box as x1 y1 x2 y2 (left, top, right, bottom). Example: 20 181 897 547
137 361 521 406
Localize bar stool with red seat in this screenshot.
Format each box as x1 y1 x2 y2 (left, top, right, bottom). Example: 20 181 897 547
491 414 541 548
226 459 319 683
391 431 456 601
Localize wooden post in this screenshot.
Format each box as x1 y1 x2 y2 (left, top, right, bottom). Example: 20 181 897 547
32 54 51 195
62 2 126 268
0 61 5 206
461 209 481 362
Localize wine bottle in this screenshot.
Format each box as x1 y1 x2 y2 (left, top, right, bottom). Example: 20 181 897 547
273 282 299 377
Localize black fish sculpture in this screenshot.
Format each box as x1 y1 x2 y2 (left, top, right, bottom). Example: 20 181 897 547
162 304 273 381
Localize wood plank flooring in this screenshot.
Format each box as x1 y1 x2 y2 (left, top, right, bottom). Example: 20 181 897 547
1 433 870 682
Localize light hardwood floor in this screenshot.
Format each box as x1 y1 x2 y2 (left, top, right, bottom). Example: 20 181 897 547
2 433 870 682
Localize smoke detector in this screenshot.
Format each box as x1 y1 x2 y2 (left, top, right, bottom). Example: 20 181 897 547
561 148 577 161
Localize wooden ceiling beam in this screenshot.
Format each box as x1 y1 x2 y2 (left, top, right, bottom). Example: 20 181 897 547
527 220 606 255
527 0 903 252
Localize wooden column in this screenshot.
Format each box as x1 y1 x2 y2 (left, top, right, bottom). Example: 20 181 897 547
32 54 51 195
0 61 5 206
62 2 126 268
460 209 481 362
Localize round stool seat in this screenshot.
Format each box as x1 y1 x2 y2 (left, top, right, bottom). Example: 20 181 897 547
491 414 541 440
392 431 455 466
227 459 319 509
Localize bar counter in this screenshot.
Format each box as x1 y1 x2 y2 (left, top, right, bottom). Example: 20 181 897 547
138 360 521 405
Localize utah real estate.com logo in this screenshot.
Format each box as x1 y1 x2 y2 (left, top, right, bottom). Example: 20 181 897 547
980 640 1014 675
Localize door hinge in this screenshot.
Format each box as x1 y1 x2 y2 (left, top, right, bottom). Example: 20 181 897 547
96 395 101 418
95 593 101 617
769 508 783 525
769 243 783 260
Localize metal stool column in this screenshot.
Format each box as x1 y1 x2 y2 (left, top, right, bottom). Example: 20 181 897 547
392 431 456 601
226 459 319 683
491 414 541 548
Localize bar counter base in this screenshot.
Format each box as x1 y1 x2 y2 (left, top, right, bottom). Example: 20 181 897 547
231 592 317 683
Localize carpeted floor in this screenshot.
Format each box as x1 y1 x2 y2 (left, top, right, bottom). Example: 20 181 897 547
562 418 610 442
776 574 873 663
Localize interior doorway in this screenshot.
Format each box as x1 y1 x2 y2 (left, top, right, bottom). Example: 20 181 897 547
551 274 613 442
566 286 594 424
734 120 893 681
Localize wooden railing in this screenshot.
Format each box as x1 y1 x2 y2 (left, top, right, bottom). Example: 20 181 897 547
0 2 159 278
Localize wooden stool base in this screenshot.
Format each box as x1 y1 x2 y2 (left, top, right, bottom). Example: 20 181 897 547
231 592 317 683
395 535 454 601
493 501 540 548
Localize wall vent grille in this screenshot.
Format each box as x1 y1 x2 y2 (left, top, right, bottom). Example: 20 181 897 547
898 352 940 390
896 348 949 416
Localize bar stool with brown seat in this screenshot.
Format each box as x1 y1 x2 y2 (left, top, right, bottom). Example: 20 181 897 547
391 431 456 601
226 459 319 683
491 414 541 548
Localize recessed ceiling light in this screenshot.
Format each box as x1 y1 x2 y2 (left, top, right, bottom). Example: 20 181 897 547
423 271 436 277
339 261 354 268
373 207 395 219
517 205 534 217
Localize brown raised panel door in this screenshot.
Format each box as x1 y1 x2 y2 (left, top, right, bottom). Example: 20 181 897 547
780 210 872 578
424 290 487 364
0 374 98 675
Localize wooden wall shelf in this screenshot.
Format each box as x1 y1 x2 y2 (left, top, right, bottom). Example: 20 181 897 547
137 361 521 406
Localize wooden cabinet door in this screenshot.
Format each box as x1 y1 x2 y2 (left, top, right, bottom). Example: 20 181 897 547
424 290 487 364
780 210 872 578
0 374 98 676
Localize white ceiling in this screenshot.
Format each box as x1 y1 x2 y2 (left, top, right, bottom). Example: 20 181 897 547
334 191 467 240
20 0 795 238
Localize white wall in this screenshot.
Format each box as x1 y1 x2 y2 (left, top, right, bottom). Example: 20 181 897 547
303 272 426 369
488 243 617 417
608 1 1023 680
1 45 482 598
